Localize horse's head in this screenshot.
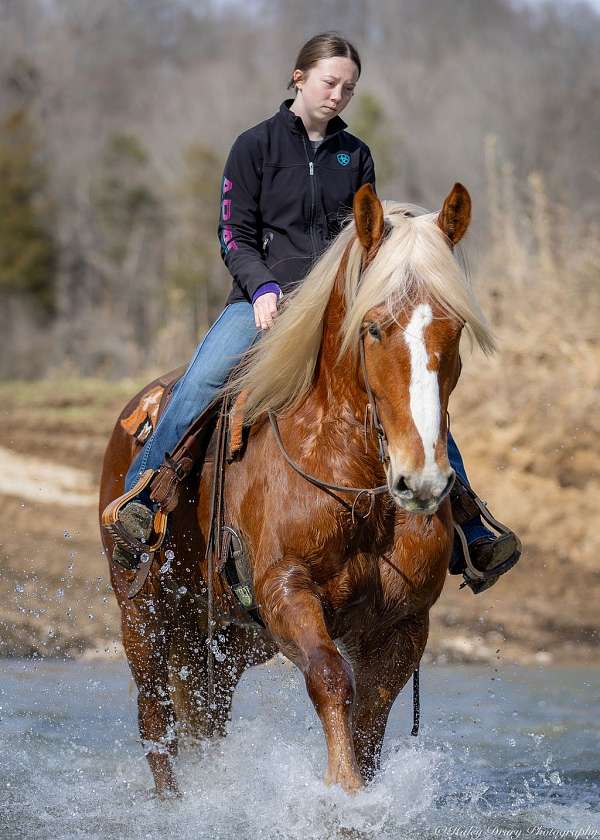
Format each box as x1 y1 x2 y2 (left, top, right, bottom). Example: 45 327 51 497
352 183 488 515
226 183 494 505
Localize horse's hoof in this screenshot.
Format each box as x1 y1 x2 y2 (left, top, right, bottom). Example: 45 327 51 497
341 777 364 795
156 786 183 802
324 769 364 795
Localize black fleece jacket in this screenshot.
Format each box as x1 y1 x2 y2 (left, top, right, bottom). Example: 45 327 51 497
217 99 376 305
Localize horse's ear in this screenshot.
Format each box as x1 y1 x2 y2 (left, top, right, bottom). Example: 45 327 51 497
353 183 385 251
437 183 471 246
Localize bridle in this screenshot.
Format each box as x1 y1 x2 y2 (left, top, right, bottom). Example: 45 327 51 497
267 222 455 518
268 314 455 519
267 225 395 513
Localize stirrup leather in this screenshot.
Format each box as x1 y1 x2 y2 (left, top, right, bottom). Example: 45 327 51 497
101 469 168 555
148 451 193 513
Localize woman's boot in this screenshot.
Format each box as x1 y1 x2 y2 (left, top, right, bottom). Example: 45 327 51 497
449 476 522 594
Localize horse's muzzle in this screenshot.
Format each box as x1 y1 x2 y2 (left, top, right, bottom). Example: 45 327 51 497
389 471 455 515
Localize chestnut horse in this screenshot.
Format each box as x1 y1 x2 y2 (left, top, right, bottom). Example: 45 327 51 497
99 183 494 799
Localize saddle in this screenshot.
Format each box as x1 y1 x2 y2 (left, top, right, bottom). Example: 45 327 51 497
105 371 257 616
118 366 248 505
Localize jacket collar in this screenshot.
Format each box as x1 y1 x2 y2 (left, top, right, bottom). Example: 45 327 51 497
278 98 347 138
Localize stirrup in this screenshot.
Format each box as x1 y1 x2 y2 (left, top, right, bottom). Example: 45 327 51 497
454 523 521 586
102 469 168 556
453 488 522 590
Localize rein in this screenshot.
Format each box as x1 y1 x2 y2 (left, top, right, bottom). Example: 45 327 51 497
267 332 390 520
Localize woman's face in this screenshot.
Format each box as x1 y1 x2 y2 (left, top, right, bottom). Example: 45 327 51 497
295 57 359 121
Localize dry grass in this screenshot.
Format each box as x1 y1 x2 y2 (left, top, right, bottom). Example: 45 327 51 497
454 139 600 570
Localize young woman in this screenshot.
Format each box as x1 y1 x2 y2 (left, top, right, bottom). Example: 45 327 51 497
105 32 520 592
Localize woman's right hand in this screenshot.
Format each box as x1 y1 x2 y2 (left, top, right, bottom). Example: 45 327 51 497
253 292 279 330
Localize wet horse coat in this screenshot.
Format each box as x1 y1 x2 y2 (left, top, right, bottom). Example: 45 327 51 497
99 183 494 797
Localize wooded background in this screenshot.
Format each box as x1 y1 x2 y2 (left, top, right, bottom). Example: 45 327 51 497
0 0 599 379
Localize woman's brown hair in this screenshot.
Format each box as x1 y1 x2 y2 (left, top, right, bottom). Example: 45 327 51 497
287 32 361 90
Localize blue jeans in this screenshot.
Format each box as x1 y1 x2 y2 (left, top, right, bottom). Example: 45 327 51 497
125 302 259 493
125 300 492 549
447 432 491 544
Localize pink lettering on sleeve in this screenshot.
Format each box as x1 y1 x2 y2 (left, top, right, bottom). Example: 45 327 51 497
222 226 238 251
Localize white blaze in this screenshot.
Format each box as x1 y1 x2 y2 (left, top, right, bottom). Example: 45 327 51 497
403 304 440 476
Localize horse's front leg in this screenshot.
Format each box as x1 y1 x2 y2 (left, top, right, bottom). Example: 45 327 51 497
350 613 429 780
257 561 363 794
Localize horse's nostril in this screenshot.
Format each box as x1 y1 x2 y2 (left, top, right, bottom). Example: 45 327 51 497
395 476 413 496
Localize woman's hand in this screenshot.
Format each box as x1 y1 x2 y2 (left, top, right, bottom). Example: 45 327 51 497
253 292 279 330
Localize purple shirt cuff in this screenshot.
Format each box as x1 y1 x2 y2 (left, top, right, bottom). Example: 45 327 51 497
251 282 281 304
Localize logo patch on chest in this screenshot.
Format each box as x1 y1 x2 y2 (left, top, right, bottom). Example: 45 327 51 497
337 152 351 167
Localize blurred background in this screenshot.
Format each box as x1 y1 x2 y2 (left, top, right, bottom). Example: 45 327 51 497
0 0 598 664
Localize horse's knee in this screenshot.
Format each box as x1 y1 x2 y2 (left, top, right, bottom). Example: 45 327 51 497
133 669 174 728
305 646 355 713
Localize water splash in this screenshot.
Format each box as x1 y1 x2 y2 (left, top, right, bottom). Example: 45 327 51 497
1 660 599 840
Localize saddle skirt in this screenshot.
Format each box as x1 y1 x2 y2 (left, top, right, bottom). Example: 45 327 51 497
119 366 183 447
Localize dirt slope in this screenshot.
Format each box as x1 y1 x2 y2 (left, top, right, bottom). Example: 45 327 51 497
0 377 598 664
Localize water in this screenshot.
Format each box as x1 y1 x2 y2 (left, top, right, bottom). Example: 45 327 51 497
1 658 599 840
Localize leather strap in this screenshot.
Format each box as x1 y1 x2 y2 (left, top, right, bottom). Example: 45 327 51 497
148 401 220 512
265 331 397 515
127 550 157 599
204 393 233 707
267 331 391 502
268 411 389 500
149 453 193 513
359 333 389 465
411 668 420 736
453 474 523 582
160 400 221 473
449 475 481 525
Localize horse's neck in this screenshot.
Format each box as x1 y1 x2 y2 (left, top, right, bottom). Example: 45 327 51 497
293 268 378 474
314 267 360 409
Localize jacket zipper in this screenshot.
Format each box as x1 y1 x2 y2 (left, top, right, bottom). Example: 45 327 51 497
302 136 317 260
262 230 274 257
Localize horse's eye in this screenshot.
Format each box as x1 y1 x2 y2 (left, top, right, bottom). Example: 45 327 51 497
368 323 382 340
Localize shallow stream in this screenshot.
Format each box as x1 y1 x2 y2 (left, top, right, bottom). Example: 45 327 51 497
1 658 598 839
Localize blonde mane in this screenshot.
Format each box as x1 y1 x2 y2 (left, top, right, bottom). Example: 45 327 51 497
226 200 496 424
